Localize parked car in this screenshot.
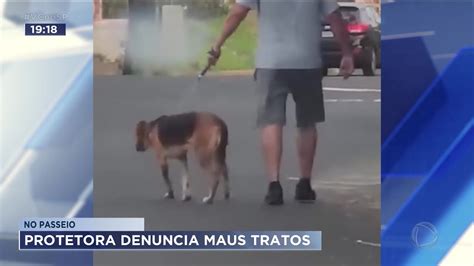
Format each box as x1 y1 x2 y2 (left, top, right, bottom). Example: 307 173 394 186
321 3 381 76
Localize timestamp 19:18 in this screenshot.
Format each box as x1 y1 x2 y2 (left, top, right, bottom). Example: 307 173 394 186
25 23 66 36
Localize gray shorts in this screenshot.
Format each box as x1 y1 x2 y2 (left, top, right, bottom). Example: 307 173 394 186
255 68 325 128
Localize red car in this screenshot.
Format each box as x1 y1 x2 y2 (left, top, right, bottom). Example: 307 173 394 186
321 3 381 76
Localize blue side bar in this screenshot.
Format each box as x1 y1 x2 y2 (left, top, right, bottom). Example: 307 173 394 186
382 47 474 265
381 4 474 265
28 57 93 202
381 37 437 143
0 58 93 266
382 48 474 176
382 121 474 266
383 1 474 71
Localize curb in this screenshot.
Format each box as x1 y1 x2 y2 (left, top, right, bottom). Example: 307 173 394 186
205 69 342 76
159 69 254 78
205 69 254 77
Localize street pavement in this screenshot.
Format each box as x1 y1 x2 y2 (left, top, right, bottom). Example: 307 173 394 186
93 72 381 266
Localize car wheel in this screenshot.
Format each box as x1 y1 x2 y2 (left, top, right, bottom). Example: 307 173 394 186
362 47 376 76
322 67 328 76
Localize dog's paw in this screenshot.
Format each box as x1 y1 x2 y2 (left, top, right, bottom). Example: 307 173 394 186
202 196 213 204
182 195 192 202
163 191 174 199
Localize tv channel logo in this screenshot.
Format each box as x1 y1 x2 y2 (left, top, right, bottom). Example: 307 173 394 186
412 222 438 248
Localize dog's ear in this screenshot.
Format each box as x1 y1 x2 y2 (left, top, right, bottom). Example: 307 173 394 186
135 120 148 138
135 120 148 152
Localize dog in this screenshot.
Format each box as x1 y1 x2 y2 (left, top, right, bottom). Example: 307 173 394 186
135 112 229 204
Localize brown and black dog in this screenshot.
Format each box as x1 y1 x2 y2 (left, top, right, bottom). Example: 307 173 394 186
135 112 229 204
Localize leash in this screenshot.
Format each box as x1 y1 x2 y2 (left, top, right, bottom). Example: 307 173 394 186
198 64 211 80
174 48 217 113
198 48 218 80
174 63 212 113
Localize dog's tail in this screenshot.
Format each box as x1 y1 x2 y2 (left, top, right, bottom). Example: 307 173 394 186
215 117 228 165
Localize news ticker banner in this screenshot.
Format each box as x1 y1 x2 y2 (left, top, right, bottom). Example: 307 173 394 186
18 218 321 251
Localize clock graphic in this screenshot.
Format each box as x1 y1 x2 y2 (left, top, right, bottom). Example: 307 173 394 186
25 23 66 36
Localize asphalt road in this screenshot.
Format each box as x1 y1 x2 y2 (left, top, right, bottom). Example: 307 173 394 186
93 72 381 266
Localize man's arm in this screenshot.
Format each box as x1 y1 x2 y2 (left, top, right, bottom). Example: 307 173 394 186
325 10 354 79
325 10 351 56
208 4 251 65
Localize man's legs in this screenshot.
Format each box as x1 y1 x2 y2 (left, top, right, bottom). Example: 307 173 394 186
261 124 318 183
260 123 319 204
297 126 317 180
261 124 283 182
261 124 284 205
294 126 318 201
255 69 287 205
291 69 324 201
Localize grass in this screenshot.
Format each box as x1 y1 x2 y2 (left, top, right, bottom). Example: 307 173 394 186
148 12 257 75
197 12 257 71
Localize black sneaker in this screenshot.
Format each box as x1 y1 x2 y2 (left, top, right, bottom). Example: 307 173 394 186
295 178 316 202
264 181 284 205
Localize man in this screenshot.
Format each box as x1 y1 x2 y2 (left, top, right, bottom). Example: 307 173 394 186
208 0 354 205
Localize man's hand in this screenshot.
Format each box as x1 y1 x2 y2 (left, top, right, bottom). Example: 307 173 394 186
207 46 221 66
209 4 250 67
326 10 354 79
339 54 354 79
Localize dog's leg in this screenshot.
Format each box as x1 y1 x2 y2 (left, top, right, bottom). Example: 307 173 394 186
179 154 192 201
160 158 174 199
203 174 219 204
202 159 220 204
